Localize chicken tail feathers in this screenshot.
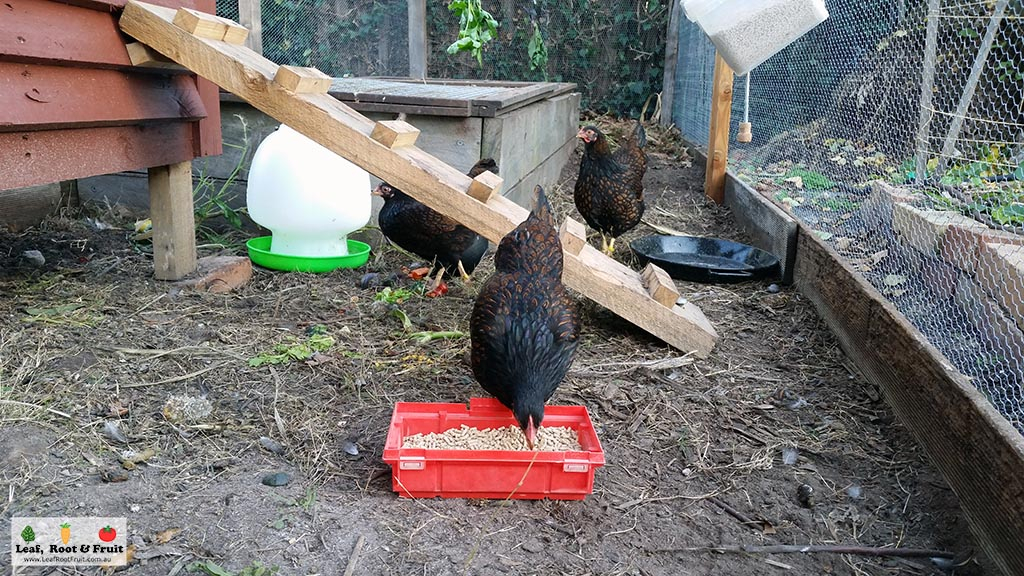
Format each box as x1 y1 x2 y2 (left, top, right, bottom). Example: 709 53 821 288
468 158 499 178
633 122 647 150
530 185 554 226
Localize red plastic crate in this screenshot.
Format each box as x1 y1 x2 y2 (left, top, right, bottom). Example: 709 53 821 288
383 397 605 500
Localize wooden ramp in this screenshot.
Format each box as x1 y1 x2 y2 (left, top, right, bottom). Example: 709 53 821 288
119 1 719 356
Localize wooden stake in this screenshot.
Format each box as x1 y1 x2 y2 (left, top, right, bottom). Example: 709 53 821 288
370 120 421 148
273 65 332 94
705 53 733 204
467 171 502 202
559 216 587 256
236 0 263 54
148 161 196 280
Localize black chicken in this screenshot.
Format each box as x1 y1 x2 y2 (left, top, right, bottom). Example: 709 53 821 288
470 185 580 448
574 123 647 255
374 159 497 291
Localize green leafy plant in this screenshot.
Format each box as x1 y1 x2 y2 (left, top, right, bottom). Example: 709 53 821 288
527 22 548 76
374 286 420 304
783 168 836 190
20 525 35 542
193 114 250 242
249 325 335 367
446 0 499 67
188 561 278 576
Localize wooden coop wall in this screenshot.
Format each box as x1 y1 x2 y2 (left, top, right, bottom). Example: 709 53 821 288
0 0 222 228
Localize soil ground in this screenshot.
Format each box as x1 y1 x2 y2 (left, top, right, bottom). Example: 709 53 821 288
1 119 987 575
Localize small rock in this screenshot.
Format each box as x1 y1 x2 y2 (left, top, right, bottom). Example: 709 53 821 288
162 395 212 423
129 503 141 513
103 421 130 445
261 472 291 487
341 440 360 456
846 483 863 500
259 436 286 455
520 538 545 553
781 446 799 465
22 250 45 267
359 272 381 289
796 483 814 508
100 468 129 483
766 283 780 294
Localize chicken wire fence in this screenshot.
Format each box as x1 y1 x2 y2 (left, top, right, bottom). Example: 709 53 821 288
215 0 670 117
673 0 1024 434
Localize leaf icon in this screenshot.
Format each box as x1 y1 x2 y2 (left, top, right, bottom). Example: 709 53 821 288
21 525 36 542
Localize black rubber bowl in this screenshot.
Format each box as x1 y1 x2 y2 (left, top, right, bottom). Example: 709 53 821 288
630 235 780 284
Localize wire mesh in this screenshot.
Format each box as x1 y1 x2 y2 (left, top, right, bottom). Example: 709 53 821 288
216 0 671 116
674 0 1024 434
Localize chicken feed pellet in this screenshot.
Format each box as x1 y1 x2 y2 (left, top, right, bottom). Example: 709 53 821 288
707 0 826 76
402 424 581 452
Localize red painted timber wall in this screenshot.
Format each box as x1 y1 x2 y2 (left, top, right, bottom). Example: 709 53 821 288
0 0 222 190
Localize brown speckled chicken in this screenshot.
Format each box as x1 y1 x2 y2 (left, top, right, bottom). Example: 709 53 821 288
470 185 580 448
373 159 498 292
574 122 647 255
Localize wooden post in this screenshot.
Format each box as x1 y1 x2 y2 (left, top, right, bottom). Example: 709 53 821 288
705 52 733 204
148 161 197 280
913 0 941 184
659 0 681 126
237 0 263 55
408 0 427 78
935 0 1009 178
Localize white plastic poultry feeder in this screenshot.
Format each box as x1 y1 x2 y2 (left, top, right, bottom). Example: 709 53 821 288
682 0 829 76
246 124 372 259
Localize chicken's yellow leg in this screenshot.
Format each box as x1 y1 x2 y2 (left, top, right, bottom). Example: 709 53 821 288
457 260 472 283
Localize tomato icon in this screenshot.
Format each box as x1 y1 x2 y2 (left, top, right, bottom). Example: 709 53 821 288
98 526 117 542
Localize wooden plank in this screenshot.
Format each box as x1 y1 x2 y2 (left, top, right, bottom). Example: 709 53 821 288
0 0 133 68
148 161 197 280
236 0 263 55
274 65 332 93
193 76 222 157
370 120 420 148
794 226 1024 576
407 0 426 78
58 0 207 12
173 8 247 44
467 171 502 202
0 62 206 133
0 183 63 232
642 264 679 308
119 0 719 356
705 52 733 204
0 124 195 190
659 0 681 126
125 42 186 70
559 216 587 256
343 101 473 118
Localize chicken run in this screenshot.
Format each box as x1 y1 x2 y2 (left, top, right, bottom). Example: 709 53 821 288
0 111 987 573
0 1 995 569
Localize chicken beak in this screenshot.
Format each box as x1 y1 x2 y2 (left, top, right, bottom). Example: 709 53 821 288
525 415 538 450
371 184 384 196
576 128 588 141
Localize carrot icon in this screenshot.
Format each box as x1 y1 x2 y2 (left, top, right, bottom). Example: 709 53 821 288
60 522 70 544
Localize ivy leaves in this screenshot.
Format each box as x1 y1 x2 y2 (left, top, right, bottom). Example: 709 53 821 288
446 0 499 67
